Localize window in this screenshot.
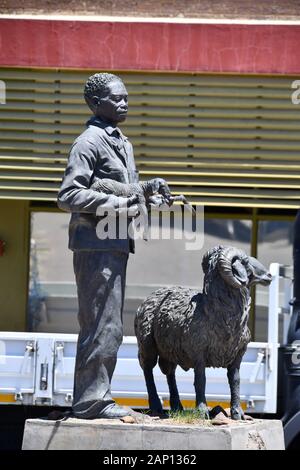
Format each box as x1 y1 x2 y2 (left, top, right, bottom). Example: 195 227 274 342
255 219 294 342
28 212 252 336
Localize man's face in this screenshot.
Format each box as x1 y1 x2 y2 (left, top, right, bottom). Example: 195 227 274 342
94 80 128 125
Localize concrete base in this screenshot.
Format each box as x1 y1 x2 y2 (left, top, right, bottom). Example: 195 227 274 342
22 417 285 450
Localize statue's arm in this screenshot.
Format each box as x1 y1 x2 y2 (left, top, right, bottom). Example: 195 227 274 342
57 139 120 214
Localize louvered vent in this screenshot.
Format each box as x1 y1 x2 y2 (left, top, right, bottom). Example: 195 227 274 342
0 68 299 208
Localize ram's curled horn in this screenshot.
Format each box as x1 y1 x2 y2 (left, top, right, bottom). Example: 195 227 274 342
201 245 223 274
217 246 249 288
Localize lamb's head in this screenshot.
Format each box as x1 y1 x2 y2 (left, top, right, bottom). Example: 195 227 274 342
202 245 272 290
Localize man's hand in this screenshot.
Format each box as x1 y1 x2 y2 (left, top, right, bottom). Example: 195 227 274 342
96 194 140 217
114 194 140 217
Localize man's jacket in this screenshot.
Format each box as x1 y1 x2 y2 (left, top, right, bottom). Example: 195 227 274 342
57 116 138 253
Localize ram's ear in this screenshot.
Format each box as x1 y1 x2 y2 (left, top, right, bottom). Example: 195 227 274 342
232 259 248 285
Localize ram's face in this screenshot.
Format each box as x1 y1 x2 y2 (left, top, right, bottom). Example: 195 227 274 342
247 257 273 287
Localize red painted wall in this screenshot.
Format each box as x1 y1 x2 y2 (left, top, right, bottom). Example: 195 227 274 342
0 18 300 74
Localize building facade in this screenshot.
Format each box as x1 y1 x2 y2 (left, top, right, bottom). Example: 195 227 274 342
0 15 299 338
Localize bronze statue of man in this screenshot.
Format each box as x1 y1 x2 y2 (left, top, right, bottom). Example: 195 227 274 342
57 73 144 419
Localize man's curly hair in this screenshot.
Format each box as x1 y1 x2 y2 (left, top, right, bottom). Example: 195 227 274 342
84 72 123 102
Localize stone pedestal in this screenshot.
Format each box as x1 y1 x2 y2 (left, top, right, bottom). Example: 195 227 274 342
22 417 285 450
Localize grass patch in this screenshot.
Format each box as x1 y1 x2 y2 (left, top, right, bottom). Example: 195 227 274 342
168 409 212 425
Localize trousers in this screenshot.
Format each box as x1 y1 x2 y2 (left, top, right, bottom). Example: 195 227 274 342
72 250 128 418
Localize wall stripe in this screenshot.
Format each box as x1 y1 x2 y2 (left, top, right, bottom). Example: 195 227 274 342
1 18 300 73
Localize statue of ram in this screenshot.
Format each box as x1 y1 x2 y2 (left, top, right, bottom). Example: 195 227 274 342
134 245 272 420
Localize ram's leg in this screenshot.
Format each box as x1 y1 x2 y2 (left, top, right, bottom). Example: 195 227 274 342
158 358 183 412
143 360 164 415
227 357 245 420
167 372 184 411
194 363 209 419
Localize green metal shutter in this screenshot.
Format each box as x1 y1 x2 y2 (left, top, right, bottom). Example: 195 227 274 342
0 67 299 208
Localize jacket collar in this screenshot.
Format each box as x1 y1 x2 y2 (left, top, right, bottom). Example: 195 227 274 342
86 116 121 136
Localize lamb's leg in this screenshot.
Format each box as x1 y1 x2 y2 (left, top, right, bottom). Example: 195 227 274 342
143 364 164 415
194 363 209 419
227 357 245 420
